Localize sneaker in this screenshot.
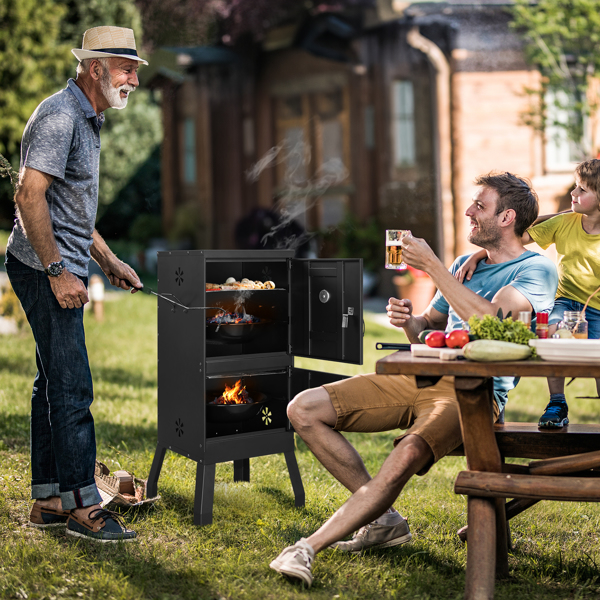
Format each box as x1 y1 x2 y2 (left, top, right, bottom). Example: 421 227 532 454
538 400 569 428
66 508 136 543
330 518 412 553
28 501 70 528
269 538 314 587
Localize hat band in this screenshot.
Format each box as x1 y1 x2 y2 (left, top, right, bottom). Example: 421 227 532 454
89 47 139 57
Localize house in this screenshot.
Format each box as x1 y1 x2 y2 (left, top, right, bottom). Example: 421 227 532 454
145 0 597 293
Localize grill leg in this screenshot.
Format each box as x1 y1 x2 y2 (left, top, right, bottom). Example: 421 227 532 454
147 444 166 497
233 458 250 482
284 450 305 507
194 462 216 526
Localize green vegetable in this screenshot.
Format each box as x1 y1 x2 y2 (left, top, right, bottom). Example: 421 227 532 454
467 314 536 346
463 340 532 362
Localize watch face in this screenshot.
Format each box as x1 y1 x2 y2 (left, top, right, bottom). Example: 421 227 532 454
46 261 65 277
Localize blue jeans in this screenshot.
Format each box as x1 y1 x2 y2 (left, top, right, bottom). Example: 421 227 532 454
5 251 101 509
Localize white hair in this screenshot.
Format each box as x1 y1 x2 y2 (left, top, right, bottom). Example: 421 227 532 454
76 57 111 76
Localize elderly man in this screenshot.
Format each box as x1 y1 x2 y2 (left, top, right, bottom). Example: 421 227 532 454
270 172 558 586
4 26 147 542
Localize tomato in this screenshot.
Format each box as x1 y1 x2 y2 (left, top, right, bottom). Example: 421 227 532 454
445 330 470 349
425 331 446 348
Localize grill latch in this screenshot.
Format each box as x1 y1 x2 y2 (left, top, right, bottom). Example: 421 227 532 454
342 307 354 328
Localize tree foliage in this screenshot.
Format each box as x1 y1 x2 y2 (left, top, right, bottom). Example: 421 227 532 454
135 0 372 49
0 0 161 233
511 0 600 154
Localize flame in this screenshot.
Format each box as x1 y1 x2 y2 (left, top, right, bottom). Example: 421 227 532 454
222 379 247 404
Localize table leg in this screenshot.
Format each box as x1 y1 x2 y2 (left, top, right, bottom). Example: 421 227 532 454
465 497 496 600
454 376 508 598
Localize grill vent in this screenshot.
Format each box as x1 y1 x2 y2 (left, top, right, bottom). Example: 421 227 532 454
175 267 184 286
175 418 184 437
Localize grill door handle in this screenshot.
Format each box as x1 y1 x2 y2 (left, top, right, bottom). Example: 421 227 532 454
342 307 354 328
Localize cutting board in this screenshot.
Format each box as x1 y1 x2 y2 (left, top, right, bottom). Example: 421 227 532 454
410 344 464 360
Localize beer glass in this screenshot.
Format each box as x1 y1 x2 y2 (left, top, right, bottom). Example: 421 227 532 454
385 230 411 270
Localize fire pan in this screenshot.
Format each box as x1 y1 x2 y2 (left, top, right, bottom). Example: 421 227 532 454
206 392 267 423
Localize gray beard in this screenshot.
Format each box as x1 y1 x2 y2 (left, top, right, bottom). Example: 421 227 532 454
100 74 133 110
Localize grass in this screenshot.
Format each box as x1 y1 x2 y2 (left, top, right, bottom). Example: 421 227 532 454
1 294 600 599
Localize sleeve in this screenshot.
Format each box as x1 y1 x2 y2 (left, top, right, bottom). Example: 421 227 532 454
22 112 74 180
527 215 564 250
509 257 558 314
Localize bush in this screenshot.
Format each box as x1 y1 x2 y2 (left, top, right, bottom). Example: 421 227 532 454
0 281 26 330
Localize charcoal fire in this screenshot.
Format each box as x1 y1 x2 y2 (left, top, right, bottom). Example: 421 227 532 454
207 312 260 324
210 379 255 405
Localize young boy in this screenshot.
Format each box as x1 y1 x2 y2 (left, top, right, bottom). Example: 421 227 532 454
457 159 600 428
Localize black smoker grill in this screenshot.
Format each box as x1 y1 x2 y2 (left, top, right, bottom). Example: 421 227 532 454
146 249 363 525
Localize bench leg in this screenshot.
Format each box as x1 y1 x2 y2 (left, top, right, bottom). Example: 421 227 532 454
465 496 496 600
494 497 509 578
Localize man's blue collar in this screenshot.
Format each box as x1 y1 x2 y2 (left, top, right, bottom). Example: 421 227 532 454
67 79 105 126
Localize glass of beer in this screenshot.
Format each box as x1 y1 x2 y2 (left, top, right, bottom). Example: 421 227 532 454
385 230 411 270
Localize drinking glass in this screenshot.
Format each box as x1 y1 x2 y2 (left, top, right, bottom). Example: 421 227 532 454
385 230 411 270
557 311 588 339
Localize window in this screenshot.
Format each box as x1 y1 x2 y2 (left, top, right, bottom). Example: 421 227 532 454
392 80 416 168
183 117 196 184
545 88 590 172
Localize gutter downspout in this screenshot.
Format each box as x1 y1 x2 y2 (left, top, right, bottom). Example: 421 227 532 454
407 26 454 266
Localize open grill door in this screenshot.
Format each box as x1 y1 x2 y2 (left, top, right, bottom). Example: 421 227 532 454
290 259 363 364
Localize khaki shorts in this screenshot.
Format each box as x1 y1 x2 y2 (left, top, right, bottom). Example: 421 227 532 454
323 373 500 471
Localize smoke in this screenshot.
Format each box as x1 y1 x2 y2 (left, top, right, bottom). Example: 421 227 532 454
245 138 348 252
233 290 253 314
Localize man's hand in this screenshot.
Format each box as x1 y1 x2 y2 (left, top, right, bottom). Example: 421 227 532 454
49 270 89 308
90 230 142 293
101 256 142 292
400 235 440 273
386 297 413 328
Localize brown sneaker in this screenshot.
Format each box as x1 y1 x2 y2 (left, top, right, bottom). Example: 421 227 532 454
29 502 70 528
66 508 136 543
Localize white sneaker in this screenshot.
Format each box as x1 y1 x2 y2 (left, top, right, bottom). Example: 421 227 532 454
269 538 315 587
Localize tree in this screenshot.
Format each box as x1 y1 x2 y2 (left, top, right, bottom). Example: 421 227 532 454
511 0 600 157
0 0 71 226
135 0 373 49
0 0 162 234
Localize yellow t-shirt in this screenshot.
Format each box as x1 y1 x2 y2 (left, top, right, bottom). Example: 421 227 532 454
528 212 600 311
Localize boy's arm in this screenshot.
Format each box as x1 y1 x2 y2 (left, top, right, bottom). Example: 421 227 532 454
524 209 571 245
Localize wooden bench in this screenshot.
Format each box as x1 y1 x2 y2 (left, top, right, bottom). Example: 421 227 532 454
449 422 600 460
450 422 600 542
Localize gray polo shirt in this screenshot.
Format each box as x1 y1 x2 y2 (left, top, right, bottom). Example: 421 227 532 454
7 79 105 277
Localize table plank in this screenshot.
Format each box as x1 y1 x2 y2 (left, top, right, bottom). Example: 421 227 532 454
376 351 600 378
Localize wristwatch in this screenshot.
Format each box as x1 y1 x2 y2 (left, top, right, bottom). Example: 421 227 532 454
44 260 65 277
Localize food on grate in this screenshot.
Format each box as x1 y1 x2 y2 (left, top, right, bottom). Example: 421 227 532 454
206 278 276 291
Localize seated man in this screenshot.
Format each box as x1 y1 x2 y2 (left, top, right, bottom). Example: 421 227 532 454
270 172 558 587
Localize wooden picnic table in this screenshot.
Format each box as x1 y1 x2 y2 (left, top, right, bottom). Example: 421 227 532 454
376 351 600 600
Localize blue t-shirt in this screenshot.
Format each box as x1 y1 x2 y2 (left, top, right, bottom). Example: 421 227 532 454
7 79 105 277
431 250 558 411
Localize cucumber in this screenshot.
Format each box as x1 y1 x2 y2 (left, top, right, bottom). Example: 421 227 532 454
418 329 436 344
463 340 532 362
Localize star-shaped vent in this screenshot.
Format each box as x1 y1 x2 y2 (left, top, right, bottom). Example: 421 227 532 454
175 267 184 286
261 407 272 426
175 418 184 437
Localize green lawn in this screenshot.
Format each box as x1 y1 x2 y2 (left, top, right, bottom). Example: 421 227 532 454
1 294 600 599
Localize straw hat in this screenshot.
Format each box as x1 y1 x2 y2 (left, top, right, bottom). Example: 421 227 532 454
72 26 148 65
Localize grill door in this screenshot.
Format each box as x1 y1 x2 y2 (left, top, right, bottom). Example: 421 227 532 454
290 258 363 364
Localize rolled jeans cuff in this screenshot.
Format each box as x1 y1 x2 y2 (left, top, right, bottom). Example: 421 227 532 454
60 481 102 510
31 482 61 500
